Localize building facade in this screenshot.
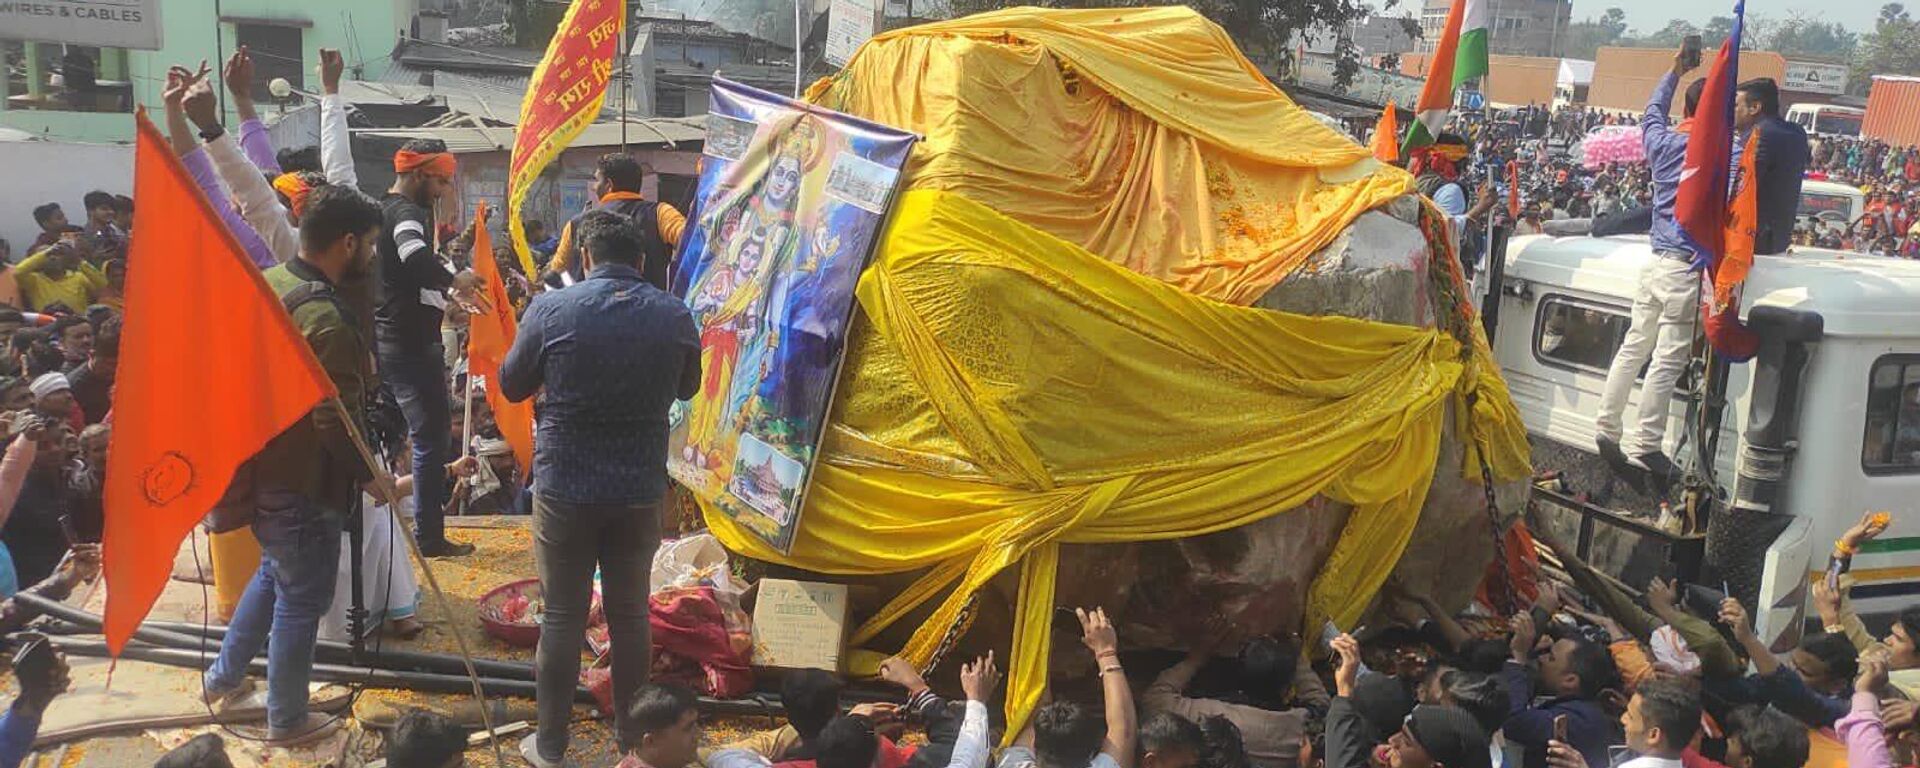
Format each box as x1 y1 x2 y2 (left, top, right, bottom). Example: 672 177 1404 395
1 0 415 143
1418 0 1571 58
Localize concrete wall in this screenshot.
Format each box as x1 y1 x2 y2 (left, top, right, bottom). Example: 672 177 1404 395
1 0 411 143
1587 46 1787 115
0 140 133 256
1402 53 1561 107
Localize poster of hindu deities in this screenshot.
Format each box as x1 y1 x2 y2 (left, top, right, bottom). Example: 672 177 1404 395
667 78 915 553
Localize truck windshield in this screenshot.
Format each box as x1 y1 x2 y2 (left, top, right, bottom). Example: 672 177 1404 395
1816 112 1863 138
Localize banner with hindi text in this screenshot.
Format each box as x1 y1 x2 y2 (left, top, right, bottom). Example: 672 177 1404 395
507 0 625 278
668 78 915 553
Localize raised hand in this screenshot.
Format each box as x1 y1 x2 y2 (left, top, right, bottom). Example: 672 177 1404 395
222 46 255 101
1331 633 1361 698
1717 597 1753 639
318 48 345 95
960 652 1000 702
1509 612 1539 662
1078 607 1118 658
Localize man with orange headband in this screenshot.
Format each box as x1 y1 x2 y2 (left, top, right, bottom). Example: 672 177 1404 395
1412 133 1497 275
378 138 481 558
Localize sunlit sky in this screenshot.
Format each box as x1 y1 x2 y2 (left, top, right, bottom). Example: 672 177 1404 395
1577 0 1880 37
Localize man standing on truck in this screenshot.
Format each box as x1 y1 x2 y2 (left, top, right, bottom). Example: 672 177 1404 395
1594 51 1710 487
1732 78 1809 256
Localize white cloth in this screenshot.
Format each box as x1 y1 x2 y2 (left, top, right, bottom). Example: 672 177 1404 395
1595 254 1700 457
946 701 992 768
1617 756 1682 768
320 493 421 642
205 132 298 263
1650 624 1702 675
29 372 68 399
319 93 357 188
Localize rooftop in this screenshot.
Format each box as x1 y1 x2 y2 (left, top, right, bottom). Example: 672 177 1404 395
355 115 708 154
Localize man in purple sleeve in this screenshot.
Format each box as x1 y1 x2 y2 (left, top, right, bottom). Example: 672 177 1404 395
161 67 280 269
1594 49 1709 490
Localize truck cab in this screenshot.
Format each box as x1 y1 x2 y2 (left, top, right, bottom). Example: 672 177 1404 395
1491 231 1920 646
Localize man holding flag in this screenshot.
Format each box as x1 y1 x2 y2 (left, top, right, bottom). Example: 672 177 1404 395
198 181 384 745
1595 48 1709 487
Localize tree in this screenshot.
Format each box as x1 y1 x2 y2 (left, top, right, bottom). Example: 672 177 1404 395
1560 6 1628 59
1633 18 1701 48
1854 3 1920 96
1766 14 1858 59
944 0 1376 84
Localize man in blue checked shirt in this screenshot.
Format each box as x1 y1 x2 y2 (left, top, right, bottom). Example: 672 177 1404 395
501 209 701 768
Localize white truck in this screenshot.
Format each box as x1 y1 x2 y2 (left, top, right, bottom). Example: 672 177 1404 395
1489 206 1920 648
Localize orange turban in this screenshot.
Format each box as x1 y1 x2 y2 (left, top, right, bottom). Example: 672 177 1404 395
272 173 314 218
394 150 457 177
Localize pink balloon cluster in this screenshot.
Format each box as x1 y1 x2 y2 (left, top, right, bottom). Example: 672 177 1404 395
1582 126 1646 169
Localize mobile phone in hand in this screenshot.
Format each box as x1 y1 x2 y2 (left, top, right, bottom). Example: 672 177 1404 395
12 633 54 690
1681 35 1703 70
1553 713 1570 744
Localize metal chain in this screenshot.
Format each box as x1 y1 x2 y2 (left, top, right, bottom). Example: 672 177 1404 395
921 593 979 677
1467 391 1518 615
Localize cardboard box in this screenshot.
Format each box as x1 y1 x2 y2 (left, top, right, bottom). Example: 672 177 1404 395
750 579 849 671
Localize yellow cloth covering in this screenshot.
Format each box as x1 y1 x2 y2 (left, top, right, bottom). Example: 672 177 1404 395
805 6 1412 305
703 6 1533 737
706 191 1530 736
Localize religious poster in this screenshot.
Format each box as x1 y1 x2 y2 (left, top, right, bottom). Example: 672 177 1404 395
668 78 915 553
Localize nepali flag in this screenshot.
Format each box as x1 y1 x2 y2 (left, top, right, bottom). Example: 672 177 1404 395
1675 0 1760 361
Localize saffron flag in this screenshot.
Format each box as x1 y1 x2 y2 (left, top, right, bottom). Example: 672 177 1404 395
466 207 535 477
1403 0 1487 153
1706 130 1762 361
1507 160 1522 220
1676 0 1743 269
1371 100 1400 163
103 111 337 655
507 0 626 278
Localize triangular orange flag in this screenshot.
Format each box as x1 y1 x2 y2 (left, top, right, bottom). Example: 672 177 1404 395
103 110 338 655
1371 100 1400 163
466 207 534 478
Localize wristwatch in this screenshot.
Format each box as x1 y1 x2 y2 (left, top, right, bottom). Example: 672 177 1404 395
199 124 226 142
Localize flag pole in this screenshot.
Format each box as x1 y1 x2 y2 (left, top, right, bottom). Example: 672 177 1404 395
453 372 478 519
329 397 506 768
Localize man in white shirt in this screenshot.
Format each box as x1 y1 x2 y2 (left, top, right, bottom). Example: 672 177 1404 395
1549 678 1696 768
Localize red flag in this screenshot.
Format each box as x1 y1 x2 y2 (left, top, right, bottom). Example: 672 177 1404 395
1506 161 1522 221
104 111 337 655
1674 1 1745 268
1371 100 1400 163
466 208 535 477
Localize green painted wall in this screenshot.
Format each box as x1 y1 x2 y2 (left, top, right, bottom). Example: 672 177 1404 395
1 0 411 143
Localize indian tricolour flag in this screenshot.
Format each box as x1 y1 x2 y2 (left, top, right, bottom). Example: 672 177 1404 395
1402 0 1490 153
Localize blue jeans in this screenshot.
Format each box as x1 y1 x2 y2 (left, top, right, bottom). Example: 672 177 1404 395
204 489 344 730
379 346 451 544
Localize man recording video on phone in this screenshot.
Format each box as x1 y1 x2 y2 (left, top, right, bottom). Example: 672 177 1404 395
1592 44 1712 489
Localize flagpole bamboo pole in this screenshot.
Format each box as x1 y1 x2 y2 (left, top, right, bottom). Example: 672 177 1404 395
454 370 477 519
328 397 506 768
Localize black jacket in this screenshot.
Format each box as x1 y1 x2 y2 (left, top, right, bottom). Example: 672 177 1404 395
1748 115 1810 256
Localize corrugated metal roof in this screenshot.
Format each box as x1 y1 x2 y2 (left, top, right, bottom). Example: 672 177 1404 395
1865 77 1920 146
357 116 709 154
